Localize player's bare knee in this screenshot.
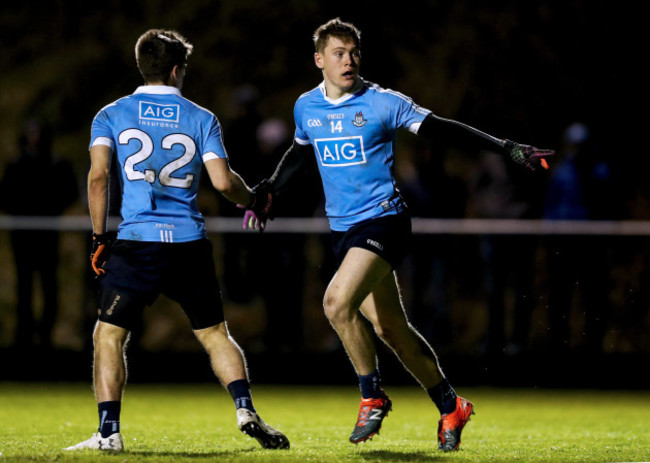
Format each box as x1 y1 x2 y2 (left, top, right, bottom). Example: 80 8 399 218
93 322 128 350
194 322 227 347
323 292 353 326
322 291 337 319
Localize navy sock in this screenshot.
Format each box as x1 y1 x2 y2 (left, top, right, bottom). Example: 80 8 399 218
227 379 256 412
359 370 384 399
427 378 457 415
98 401 121 438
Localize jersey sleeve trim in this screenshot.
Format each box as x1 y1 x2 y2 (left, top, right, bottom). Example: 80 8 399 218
408 122 422 134
91 136 114 150
202 151 227 162
294 137 311 146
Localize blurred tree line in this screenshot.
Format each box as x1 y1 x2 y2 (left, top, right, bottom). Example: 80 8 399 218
0 0 643 208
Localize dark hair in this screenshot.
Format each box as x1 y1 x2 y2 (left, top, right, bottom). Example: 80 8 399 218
135 29 193 83
313 18 361 53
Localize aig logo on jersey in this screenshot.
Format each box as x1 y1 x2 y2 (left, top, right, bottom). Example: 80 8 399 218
139 101 180 123
315 136 366 167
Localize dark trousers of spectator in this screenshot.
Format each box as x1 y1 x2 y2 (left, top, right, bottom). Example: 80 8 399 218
11 230 60 349
545 236 610 354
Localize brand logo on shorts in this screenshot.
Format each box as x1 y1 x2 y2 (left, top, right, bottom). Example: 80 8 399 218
315 136 366 167
107 294 121 316
139 101 180 122
367 239 384 251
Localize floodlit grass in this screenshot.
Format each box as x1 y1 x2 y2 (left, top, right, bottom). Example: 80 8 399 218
0 383 648 462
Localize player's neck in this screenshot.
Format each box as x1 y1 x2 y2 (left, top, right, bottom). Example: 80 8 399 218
324 77 361 100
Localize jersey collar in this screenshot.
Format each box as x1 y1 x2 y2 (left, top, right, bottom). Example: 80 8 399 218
318 77 365 105
134 85 182 96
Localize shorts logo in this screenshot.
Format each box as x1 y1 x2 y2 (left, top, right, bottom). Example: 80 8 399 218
106 294 121 316
352 112 367 127
139 101 180 123
367 239 384 251
315 136 366 167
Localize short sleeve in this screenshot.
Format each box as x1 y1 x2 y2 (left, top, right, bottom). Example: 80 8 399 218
202 115 229 162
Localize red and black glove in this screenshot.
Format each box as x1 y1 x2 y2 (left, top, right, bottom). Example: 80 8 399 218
90 232 115 277
505 140 555 171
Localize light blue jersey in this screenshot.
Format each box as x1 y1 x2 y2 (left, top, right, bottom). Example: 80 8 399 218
90 85 228 242
294 78 430 231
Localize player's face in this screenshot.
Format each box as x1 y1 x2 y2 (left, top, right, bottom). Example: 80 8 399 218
315 36 361 99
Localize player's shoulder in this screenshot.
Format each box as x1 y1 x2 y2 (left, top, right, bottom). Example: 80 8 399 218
90 95 134 128
95 94 132 116
295 85 321 106
293 86 322 118
363 79 430 118
363 79 415 104
176 95 220 126
178 95 215 116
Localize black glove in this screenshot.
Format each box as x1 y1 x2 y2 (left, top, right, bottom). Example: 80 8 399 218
243 180 273 232
90 232 115 277
505 140 554 171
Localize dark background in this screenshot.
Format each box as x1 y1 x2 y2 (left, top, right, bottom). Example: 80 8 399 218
0 1 647 388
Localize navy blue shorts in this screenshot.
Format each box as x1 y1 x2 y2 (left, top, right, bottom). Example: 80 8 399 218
98 238 223 331
331 213 412 269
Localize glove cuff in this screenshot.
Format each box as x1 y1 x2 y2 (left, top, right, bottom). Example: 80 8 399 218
92 232 114 245
250 179 273 216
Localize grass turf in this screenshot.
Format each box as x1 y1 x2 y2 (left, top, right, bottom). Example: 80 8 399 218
0 383 648 462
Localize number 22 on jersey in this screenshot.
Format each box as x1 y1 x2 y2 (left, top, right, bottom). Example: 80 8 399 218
120 128 195 189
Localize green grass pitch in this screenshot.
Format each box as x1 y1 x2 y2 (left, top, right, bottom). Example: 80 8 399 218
0 383 648 462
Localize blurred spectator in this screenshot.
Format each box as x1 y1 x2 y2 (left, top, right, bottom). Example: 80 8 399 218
543 122 618 353
0 118 78 349
220 85 265 304
219 86 320 353
399 144 467 348
468 150 544 357
253 117 321 353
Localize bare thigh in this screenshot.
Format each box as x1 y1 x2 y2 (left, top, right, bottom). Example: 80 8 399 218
324 247 393 318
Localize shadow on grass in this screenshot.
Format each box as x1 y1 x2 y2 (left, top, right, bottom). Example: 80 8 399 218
111 448 444 461
356 449 447 461
126 448 261 458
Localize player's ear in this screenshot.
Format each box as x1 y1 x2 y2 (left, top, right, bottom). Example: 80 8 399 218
314 52 324 69
168 65 185 88
165 65 178 86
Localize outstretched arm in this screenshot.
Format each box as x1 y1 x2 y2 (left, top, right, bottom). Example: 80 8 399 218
417 113 553 170
204 158 254 206
240 140 313 231
268 140 313 196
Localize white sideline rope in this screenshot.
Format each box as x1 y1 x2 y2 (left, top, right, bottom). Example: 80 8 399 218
2 215 650 236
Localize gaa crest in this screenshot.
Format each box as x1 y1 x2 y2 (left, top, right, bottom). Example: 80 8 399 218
352 112 367 127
